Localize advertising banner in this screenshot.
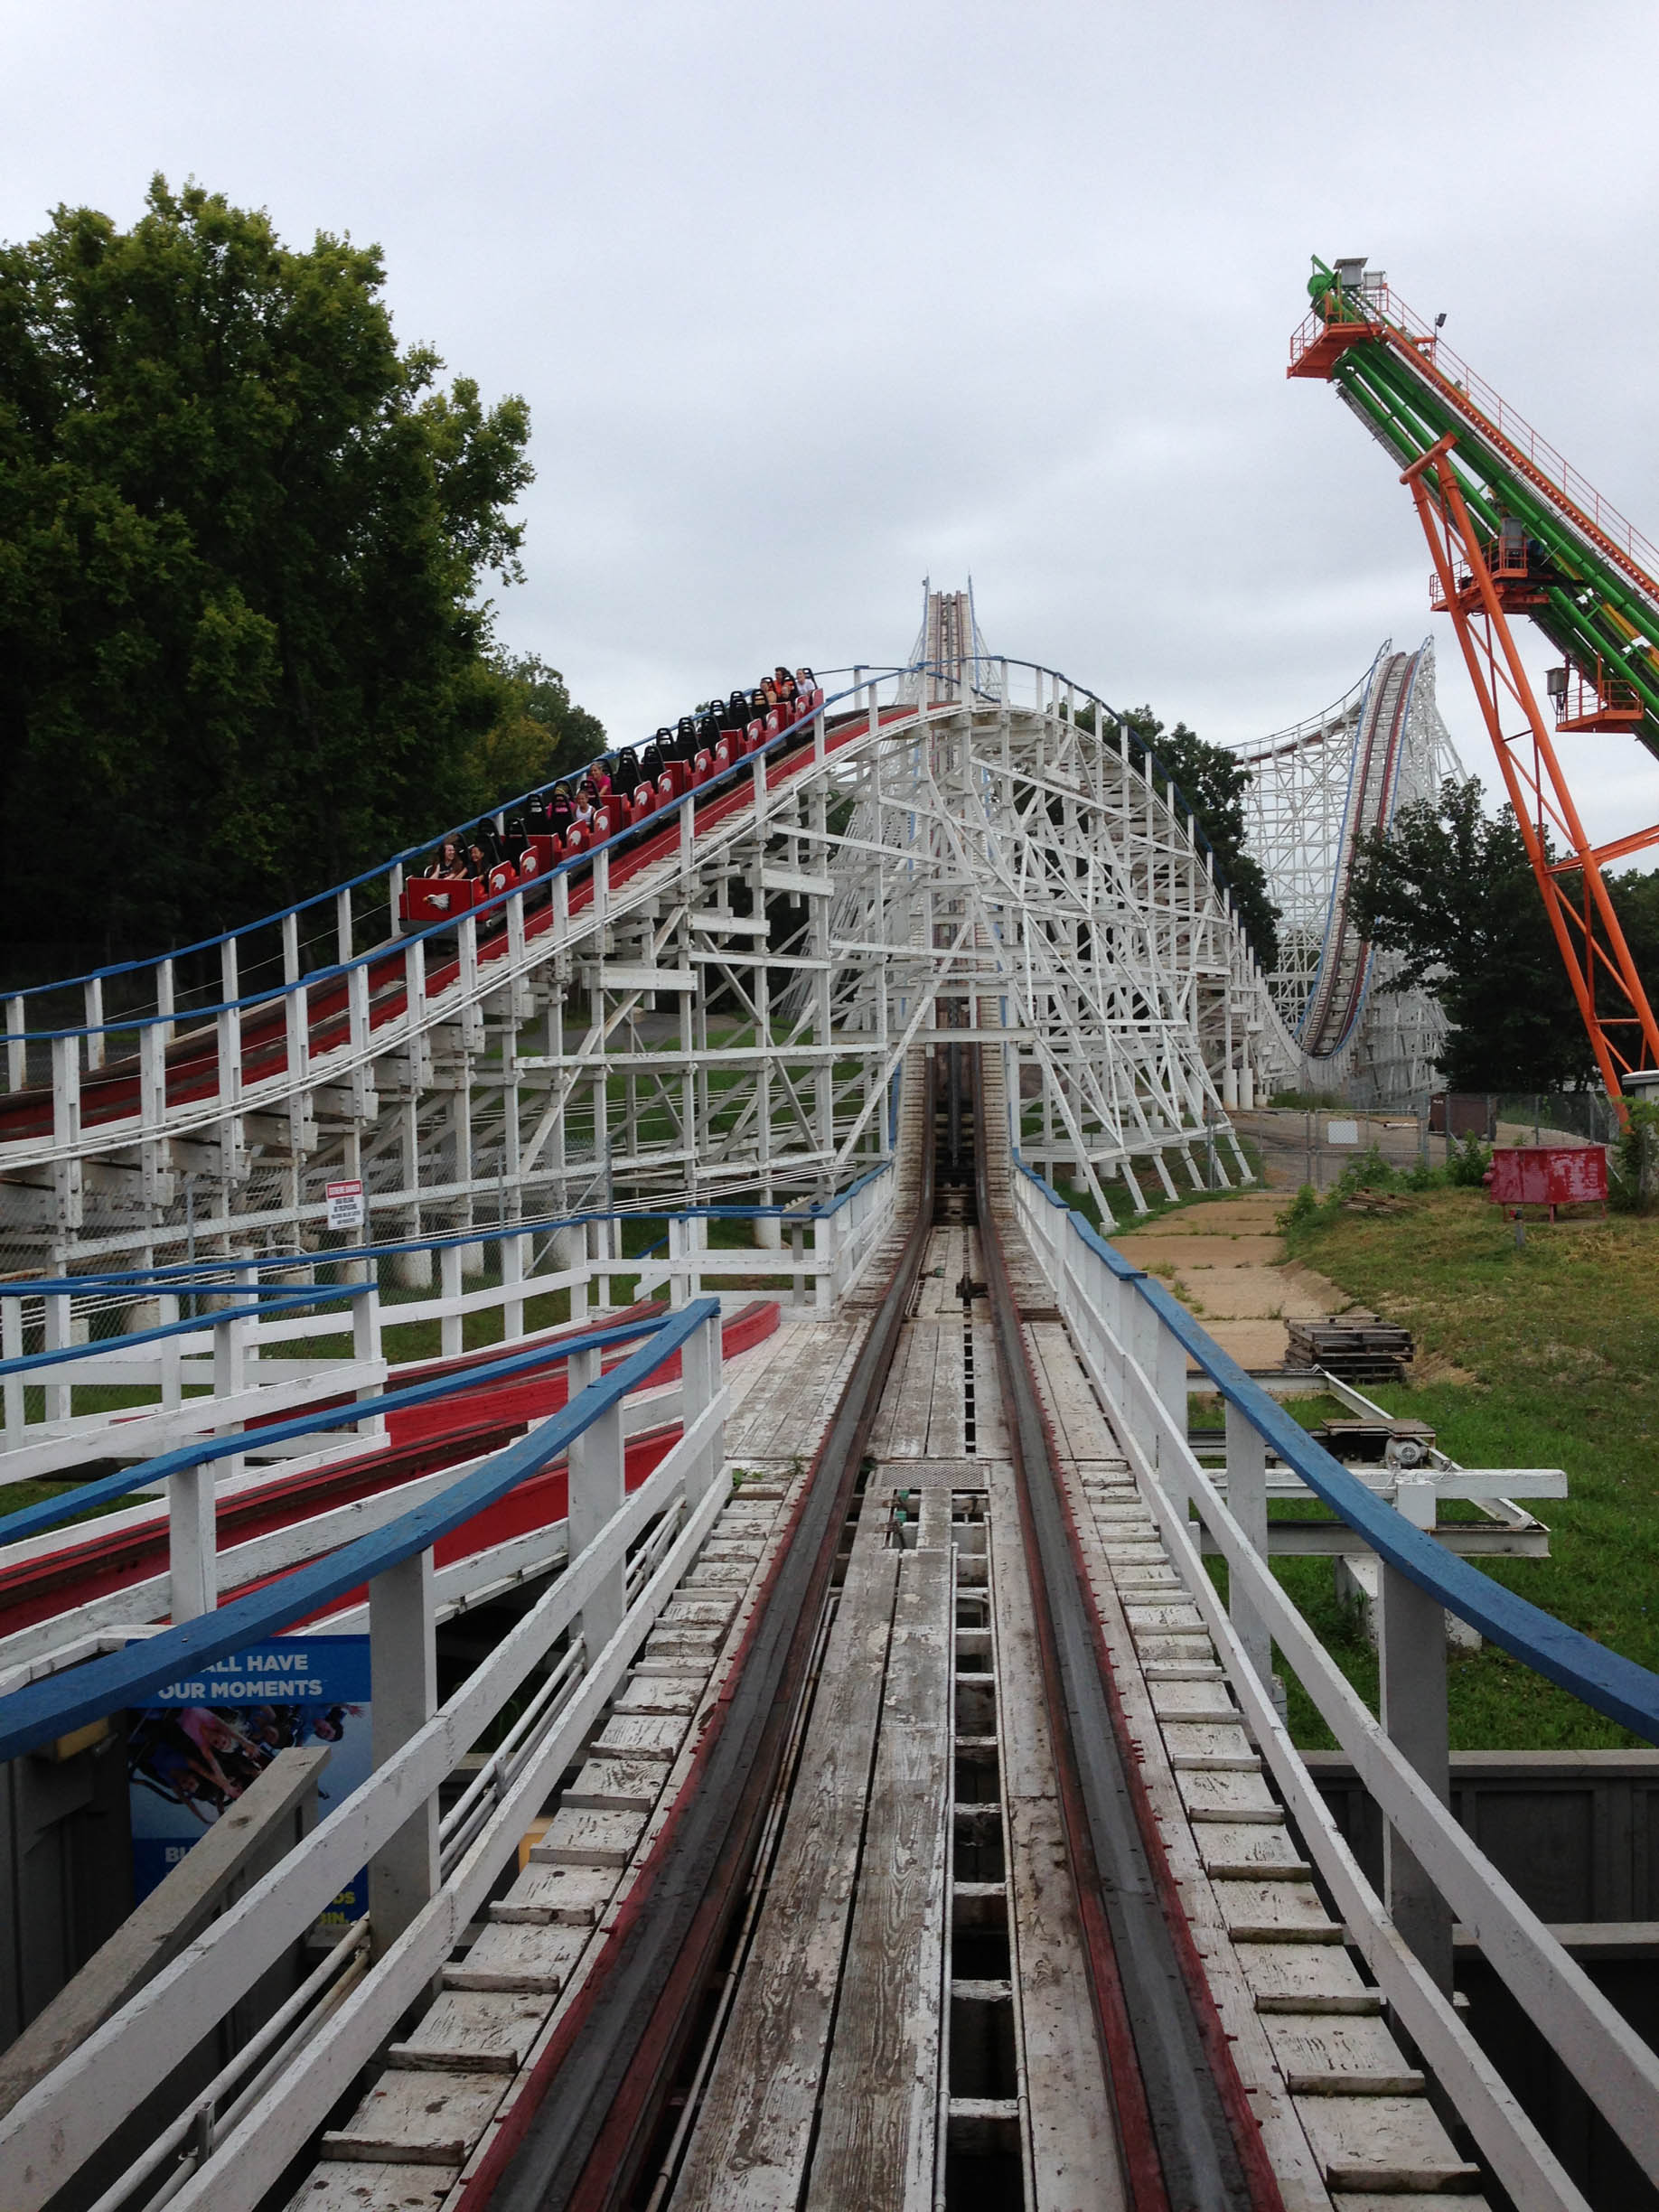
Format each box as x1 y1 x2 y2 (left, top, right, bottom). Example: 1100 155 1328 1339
127 1634 372 1925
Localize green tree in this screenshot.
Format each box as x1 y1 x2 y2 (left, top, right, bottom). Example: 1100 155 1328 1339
1347 775 1638 1091
465 651 606 806
1120 707 1280 970
0 176 564 971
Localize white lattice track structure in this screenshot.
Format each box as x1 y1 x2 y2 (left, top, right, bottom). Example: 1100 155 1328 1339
1235 636 1465 1107
1 602 1443 1270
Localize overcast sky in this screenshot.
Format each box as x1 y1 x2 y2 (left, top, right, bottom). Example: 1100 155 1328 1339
5 1 1658 850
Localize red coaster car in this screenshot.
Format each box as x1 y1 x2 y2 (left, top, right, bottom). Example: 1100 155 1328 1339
400 876 478 927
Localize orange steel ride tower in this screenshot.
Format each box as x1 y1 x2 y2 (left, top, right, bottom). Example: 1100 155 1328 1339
1289 257 1659 1105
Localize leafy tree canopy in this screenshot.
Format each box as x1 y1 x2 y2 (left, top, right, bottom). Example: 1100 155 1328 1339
0 176 598 975
1351 774 1659 1091
1119 707 1280 970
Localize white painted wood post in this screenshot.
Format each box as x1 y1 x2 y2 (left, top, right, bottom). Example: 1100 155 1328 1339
168 1457 217 1623
84 976 105 1071
353 1261 384 1438
2 1298 22 1451
5 994 23 1092
566 1344 625 1660
1379 1480 1454 1993
212 1265 252 1487
140 1019 166 1133
169 1282 237 1624
155 956 175 1046
681 1308 725 1502
439 1243 464 1359
502 1233 526 1342
1224 1402 1273 1690
368 1547 437 1955
668 1218 689 1308
159 1292 182 1411
42 1293 72 1426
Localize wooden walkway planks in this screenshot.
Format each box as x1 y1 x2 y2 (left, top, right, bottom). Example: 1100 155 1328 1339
727 1318 863 1464
806 1543 953 2212
983 1456 1129 2212
671 1508 901 2211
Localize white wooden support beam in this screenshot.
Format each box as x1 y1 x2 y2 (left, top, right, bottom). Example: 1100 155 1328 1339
680 1309 725 1502
83 976 105 1071
140 1021 166 1136
439 1244 464 1359
567 1345 626 1659
501 1233 526 1343
336 887 353 968
5 994 23 1092
168 1456 217 1625
1380 1477 1454 1993
1224 1401 1272 1691
51 1036 81 1232
156 957 175 1046
352 1262 384 1439
368 1548 437 1957
159 1293 182 1411
42 1293 72 1426
2 1298 23 1451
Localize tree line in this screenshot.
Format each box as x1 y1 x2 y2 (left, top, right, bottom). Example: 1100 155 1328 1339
0 178 604 984
1353 776 1659 1092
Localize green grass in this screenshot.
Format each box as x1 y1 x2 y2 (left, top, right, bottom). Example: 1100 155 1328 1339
1274 1186 1659 1749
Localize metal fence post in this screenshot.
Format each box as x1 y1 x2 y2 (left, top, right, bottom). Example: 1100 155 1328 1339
368 1547 437 1956
567 1345 625 1659
1379 1476 1454 1992
1224 1401 1272 1689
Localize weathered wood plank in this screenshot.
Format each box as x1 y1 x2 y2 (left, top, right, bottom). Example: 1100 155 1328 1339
923 1326 967 1459
319 2072 505 2164
444 1920 586 1995
1295 2095 1481 2192
387 1990 551 2075
531 1805 647 1868
984 1457 1129 2211
284 2161 454 2208
671 1512 899 2211
592 1713 689 1762
806 1545 952 2212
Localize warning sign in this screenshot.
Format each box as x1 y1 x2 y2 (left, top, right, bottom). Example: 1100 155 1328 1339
325 1178 365 1232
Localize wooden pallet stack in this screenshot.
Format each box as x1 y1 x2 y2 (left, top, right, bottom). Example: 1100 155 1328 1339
1286 1313 1413 1384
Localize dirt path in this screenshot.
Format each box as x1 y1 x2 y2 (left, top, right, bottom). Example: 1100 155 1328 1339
1112 1191 1349 1371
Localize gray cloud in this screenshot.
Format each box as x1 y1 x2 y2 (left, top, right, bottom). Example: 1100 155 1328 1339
5 0 1657 853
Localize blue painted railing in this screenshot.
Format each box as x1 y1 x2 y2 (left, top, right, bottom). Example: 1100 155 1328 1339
1016 1158 1659 1745
0 1298 719 1764
0 1310 670 1551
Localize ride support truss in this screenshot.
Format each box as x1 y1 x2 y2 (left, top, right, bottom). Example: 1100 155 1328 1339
1290 257 1659 1099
